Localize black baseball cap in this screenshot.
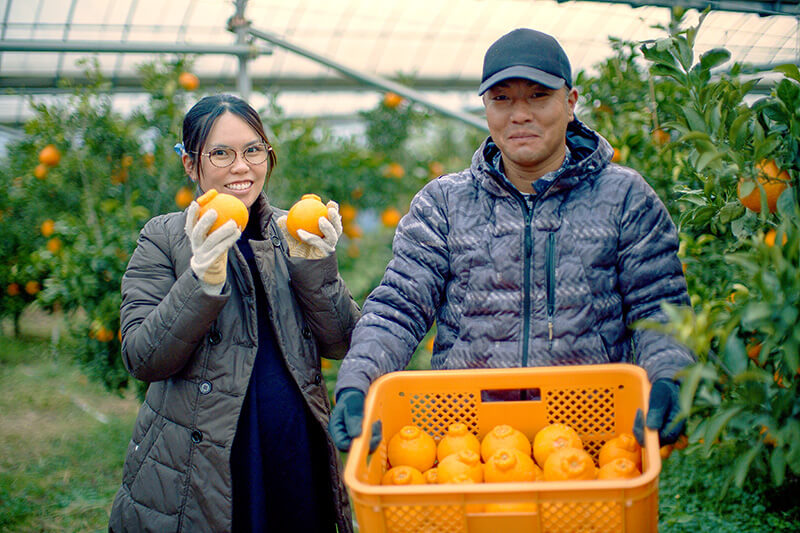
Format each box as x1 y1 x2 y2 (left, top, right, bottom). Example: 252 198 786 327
478 28 572 95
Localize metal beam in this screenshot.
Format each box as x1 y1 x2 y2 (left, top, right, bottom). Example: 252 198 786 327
558 0 799 16
0 39 268 57
247 26 489 132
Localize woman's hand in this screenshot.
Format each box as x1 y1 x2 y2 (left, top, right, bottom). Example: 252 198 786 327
185 201 241 288
277 201 343 259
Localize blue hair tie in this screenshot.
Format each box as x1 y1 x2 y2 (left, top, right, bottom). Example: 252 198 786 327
173 142 185 156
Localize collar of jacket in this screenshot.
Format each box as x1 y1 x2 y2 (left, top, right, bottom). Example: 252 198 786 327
247 192 276 238
473 118 614 199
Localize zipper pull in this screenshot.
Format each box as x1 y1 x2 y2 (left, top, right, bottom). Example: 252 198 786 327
548 321 553 341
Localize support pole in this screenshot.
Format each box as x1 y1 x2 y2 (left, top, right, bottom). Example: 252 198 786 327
246 26 488 132
229 0 252 101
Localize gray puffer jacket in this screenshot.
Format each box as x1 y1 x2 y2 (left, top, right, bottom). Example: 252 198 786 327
336 120 693 397
109 193 359 532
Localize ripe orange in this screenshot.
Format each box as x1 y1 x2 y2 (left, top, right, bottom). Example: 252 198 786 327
423 467 439 484
111 168 128 184
41 219 55 237
24 280 41 295
383 162 405 178
738 160 790 213
764 229 787 247
350 187 364 200
759 426 777 447
143 152 155 169
484 448 541 483
428 161 445 178
481 424 531 462
178 72 200 91
660 444 674 460
651 128 670 146
387 425 437 472
6 283 21 296
437 449 483 483
34 164 48 180
196 189 249 234
46 238 62 254
533 423 583 468
598 433 641 469
343 223 363 239
286 193 328 240
383 92 404 109
339 203 357 224
597 457 641 480
38 144 61 166
380 207 402 228
95 327 115 343
381 465 425 486
175 186 194 209
746 341 762 364
611 148 621 163
543 447 596 481
437 423 481 462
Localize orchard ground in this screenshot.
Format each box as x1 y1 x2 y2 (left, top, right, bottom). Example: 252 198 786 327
1 308 798 532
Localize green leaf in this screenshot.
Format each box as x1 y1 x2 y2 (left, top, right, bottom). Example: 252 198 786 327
674 37 694 71
728 112 751 149
742 302 773 325
738 180 756 198
699 48 731 71
703 407 741 455
773 63 800 83
770 447 786 486
679 362 706 414
753 136 781 162
718 202 745 224
776 189 795 216
695 149 723 173
733 443 762 487
682 106 706 132
722 334 748 374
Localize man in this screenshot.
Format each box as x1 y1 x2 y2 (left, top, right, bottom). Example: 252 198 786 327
329 28 693 452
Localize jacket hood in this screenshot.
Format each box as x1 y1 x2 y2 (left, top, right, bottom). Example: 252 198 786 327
472 118 614 198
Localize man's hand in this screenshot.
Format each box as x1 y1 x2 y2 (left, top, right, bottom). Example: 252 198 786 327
276 201 343 259
185 201 241 288
328 388 382 453
634 378 685 446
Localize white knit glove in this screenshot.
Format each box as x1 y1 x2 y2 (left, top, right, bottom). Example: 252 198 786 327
276 201 342 260
185 201 241 290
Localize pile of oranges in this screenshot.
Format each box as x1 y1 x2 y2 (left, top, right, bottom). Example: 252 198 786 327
382 422 642 489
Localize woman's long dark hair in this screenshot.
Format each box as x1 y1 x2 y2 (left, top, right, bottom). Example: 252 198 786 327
182 94 277 181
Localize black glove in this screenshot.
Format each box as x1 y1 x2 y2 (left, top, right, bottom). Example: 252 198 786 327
328 388 382 453
633 378 685 446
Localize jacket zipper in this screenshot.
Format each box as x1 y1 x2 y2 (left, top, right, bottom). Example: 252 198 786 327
545 231 556 348
521 200 533 368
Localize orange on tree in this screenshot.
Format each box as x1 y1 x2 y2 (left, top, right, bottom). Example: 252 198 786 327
737 159 790 213
765 229 787 247
381 207 402 228
383 92 404 109
286 193 328 240
746 341 762 364
41 219 55 237
651 128 670 146
95 327 115 343
598 433 641 469
543 447 596 481
533 423 583 468
387 425 437 472
381 465 425 486
339 203 357 224
24 280 41 295
38 144 61 166
428 161 445 178
484 448 541 483
197 189 249 235
143 152 155 169
343 223 363 239
178 71 200 91
437 422 481 462
175 186 194 209
437 449 483 483
611 148 621 163
481 424 531 462
383 162 405 178
34 163 48 180
46 238 62 254
6 283 21 296
597 457 641 480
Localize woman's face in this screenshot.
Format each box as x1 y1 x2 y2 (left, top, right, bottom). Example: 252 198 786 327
182 111 268 209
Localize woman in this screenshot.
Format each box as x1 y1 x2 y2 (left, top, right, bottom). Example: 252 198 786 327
109 94 360 532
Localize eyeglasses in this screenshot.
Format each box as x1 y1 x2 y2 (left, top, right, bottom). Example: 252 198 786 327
199 142 274 169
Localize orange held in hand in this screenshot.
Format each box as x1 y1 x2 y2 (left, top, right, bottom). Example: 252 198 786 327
196 189 249 235
598 433 641 469
387 425 437 472
533 423 583 468
597 457 641 480
481 424 531 462
543 447 596 481
437 423 481 462
286 194 329 240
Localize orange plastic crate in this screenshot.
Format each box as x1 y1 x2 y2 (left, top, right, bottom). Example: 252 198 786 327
344 364 661 533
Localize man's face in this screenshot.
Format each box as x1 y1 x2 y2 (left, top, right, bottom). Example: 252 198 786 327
484 78 578 179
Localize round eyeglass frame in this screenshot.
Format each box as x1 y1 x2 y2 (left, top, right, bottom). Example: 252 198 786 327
198 142 275 169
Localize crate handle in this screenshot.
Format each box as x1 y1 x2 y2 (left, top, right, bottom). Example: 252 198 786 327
481 387 542 402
